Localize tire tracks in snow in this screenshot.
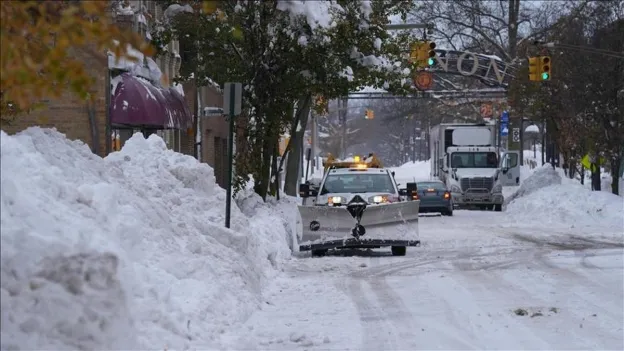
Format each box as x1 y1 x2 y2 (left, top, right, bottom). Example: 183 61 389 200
366 275 476 349
365 276 418 348
437 251 557 349
526 248 623 325
352 245 534 278
334 279 399 351
350 246 484 279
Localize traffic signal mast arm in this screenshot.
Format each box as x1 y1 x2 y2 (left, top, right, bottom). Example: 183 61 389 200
534 41 624 59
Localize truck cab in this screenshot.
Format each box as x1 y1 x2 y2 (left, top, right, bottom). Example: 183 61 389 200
440 146 504 211
300 154 417 207
430 123 512 211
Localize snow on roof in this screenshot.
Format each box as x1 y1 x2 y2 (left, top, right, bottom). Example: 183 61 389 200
0 127 297 349
108 41 185 96
172 82 185 96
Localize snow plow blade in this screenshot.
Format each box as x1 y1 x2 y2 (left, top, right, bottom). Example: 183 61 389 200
300 238 421 252
297 201 420 251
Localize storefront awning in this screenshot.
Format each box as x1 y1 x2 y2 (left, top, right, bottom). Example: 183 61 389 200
110 73 191 129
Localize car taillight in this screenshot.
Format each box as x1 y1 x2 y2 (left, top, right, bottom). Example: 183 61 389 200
443 191 451 199
411 191 419 200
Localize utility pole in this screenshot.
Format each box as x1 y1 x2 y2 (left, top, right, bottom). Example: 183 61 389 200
339 98 348 159
411 117 416 162
310 108 318 175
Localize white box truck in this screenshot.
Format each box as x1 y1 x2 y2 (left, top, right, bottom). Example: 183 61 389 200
429 123 520 211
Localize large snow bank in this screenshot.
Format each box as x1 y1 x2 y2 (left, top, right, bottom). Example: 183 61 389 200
390 160 432 184
505 164 624 229
505 164 561 205
1 128 296 350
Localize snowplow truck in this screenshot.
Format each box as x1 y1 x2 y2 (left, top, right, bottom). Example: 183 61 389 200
298 154 421 257
430 123 514 211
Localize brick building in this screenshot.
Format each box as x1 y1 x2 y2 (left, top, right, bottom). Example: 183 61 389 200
1 0 232 188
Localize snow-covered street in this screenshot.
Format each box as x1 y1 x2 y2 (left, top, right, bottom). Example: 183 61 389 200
220 210 624 350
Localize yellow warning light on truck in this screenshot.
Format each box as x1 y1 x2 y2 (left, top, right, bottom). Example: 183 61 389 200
324 153 383 171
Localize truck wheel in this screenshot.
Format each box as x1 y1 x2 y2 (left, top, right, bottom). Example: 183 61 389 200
311 249 327 257
391 246 407 256
494 204 502 212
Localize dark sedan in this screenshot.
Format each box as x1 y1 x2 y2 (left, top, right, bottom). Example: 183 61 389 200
414 181 453 216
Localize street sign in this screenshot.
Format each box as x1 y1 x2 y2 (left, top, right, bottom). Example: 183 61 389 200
223 82 242 116
501 110 509 122
512 127 520 142
223 82 242 229
500 122 508 136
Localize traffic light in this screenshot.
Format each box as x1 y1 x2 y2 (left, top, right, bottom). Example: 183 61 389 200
410 42 422 63
528 56 539 81
426 41 436 66
410 41 429 68
540 56 551 81
365 109 374 119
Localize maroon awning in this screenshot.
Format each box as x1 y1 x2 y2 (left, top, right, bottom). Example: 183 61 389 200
110 73 191 129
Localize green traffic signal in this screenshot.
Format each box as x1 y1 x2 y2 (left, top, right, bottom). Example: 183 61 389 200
541 72 549 80
428 58 434 65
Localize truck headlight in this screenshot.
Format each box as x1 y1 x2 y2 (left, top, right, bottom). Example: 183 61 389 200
451 185 461 193
328 196 343 205
492 184 502 193
368 195 390 204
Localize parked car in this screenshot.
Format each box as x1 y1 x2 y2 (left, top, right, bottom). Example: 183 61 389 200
414 180 453 216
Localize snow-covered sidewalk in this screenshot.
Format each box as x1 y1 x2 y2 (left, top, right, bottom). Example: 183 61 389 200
0 128 299 350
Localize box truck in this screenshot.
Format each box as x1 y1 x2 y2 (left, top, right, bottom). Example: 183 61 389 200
429 123 520 211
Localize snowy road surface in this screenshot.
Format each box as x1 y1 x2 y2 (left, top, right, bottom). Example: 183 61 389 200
221 210 624 350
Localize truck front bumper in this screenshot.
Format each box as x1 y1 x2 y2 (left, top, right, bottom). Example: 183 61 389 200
452 192 503 206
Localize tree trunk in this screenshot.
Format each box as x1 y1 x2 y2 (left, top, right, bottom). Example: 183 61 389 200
609 156 621 195
254 132 276 201
568 158 576 179
284 94 312 196
269 140 280 199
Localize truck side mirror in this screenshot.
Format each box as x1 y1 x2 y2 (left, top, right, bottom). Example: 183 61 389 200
299 183 310 198
406 182 418 200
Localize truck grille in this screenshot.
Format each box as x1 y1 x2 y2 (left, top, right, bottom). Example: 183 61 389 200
461 177 494 191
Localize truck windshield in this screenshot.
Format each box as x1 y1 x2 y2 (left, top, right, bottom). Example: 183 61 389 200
450 152 498 168
320 173 395 194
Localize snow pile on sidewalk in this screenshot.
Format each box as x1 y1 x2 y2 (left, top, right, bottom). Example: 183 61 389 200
505 164 623 229
391 160 431 184
505 164 561 205
0 128 296 350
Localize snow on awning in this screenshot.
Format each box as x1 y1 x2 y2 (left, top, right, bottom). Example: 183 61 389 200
110 73 191 129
